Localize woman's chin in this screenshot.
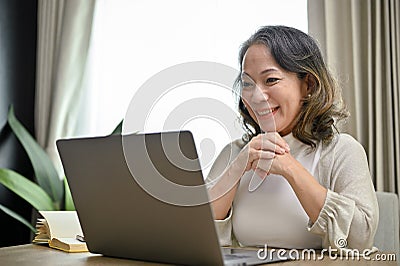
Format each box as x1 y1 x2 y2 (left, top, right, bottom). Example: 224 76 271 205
260 123 277 133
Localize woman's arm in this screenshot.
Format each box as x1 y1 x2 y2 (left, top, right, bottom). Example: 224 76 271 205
308 134 378 250
208 159 243 220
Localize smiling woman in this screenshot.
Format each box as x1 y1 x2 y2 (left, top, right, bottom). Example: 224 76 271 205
207 25 379 252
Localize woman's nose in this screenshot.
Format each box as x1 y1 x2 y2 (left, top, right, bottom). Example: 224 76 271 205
251 86 268 103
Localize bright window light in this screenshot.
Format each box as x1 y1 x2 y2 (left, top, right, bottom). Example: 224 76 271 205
83 0 308 176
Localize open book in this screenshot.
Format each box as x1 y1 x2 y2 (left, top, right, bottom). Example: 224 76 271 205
32 211 88 253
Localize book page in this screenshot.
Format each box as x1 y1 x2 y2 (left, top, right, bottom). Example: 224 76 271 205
32 218 50 243
49 238 88 252
39 211 83 239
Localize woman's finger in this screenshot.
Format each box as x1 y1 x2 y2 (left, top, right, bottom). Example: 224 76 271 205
264 132 290 152
250 133 290 154
248 148 276 162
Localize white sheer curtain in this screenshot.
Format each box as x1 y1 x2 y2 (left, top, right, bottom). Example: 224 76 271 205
35 0 96 172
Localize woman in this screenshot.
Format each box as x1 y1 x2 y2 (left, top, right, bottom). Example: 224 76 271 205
207 26 378 251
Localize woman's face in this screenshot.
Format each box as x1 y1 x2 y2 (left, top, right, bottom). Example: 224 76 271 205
241 44 309 136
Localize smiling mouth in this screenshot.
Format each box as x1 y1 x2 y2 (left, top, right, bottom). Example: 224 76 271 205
257 107 279 116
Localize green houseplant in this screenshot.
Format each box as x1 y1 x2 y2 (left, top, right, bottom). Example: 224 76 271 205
0 106 122 232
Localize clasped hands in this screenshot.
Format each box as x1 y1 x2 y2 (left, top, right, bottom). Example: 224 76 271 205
235 132 292 179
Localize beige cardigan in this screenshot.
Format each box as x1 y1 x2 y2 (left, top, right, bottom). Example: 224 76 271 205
207 133 379 251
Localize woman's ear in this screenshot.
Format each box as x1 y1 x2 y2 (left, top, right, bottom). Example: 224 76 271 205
304 73 317 95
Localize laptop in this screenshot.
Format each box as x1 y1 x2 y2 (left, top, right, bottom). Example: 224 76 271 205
56 131 288 265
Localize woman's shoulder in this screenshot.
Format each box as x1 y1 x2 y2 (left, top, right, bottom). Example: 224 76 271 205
322 132 367 157
329 132 364 147
318 133 370 184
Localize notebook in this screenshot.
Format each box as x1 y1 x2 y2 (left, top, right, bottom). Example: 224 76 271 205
56 131 288 265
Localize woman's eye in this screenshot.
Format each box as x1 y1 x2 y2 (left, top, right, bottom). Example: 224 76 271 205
266 78 279 84
242 81 254 89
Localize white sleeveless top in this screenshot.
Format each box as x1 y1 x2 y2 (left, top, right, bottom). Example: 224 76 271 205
232 133 323 249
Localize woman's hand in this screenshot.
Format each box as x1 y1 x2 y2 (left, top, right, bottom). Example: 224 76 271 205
234 132 290 178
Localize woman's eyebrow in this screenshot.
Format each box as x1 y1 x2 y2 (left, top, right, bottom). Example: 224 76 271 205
259 68 279 75
242 68 280 78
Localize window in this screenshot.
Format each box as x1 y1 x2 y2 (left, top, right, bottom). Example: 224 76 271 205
84 0 308 176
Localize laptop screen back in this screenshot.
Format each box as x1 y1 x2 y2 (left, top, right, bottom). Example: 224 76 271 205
57 131 225 265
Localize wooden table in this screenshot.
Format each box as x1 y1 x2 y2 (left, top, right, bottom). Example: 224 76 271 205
0 244 397 265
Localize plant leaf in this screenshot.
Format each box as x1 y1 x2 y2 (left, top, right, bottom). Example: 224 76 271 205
7 106 63 205
111 120 123 135
0 203 36 233
63 176 75 211
0 168 54 211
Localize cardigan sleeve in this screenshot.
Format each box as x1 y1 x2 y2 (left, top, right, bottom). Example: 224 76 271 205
205 139 245 247
214 208 233 246
308 134 379 251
